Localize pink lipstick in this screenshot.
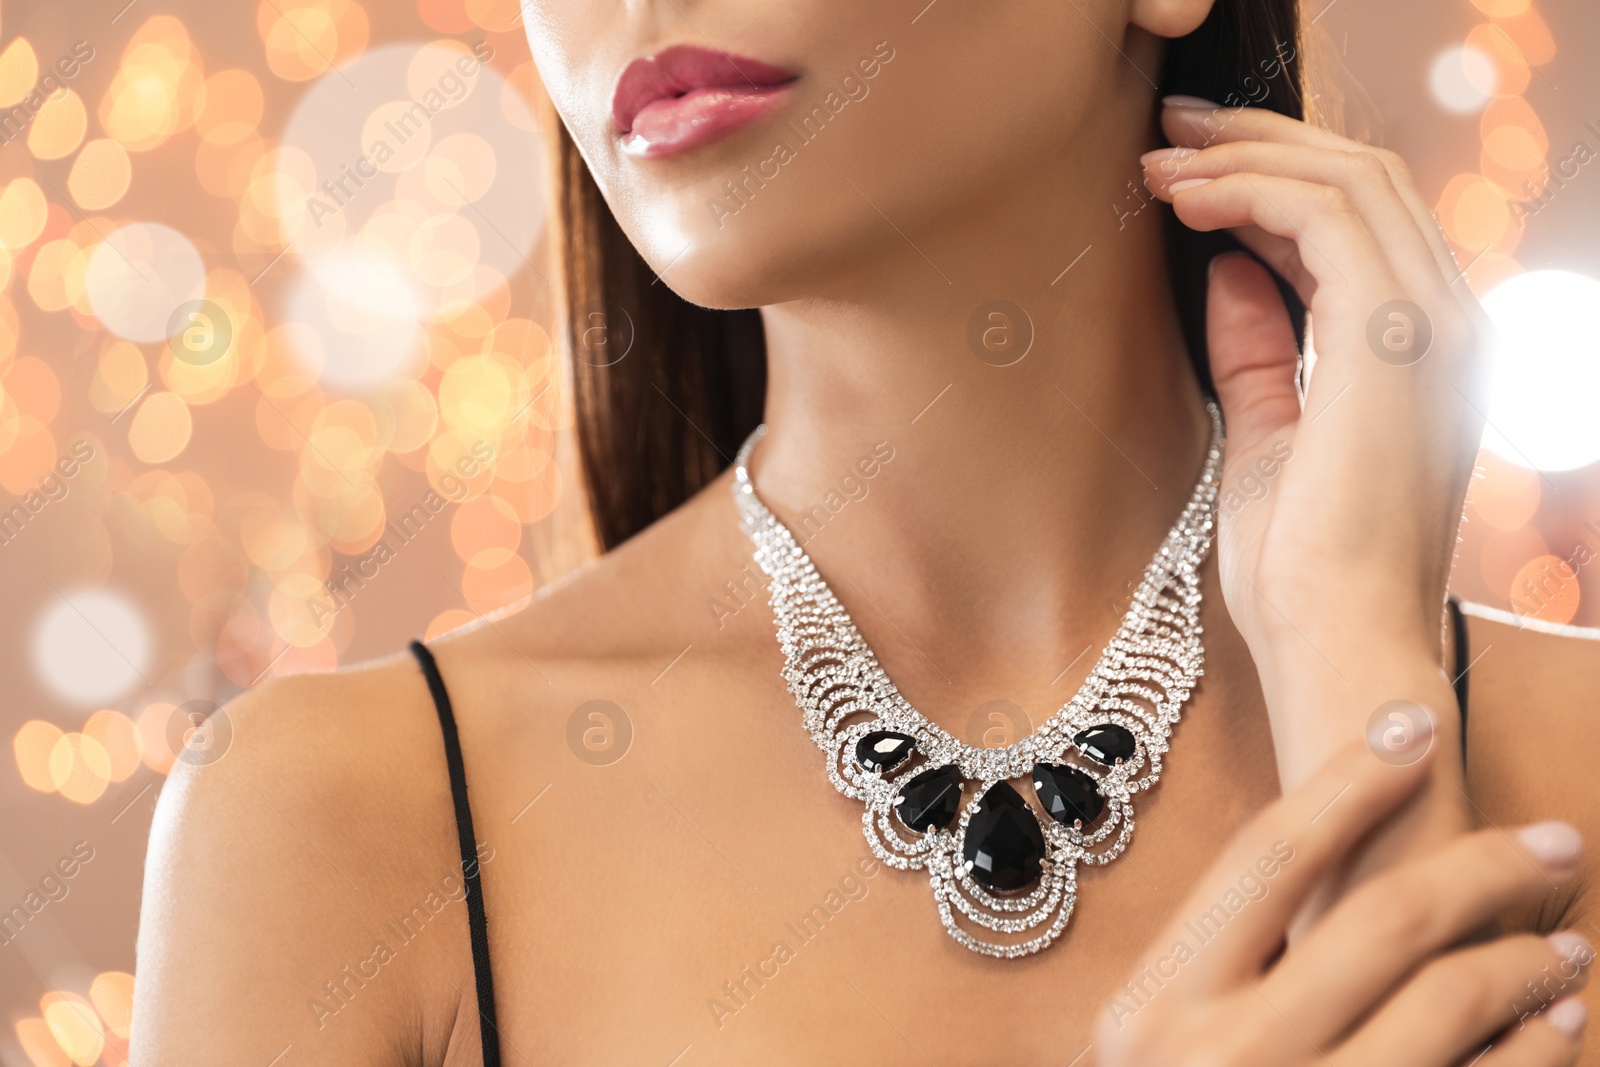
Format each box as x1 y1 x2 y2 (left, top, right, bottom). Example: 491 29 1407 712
612 44 797 158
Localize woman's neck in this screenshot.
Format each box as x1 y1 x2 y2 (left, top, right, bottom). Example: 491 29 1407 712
746 121 1211 693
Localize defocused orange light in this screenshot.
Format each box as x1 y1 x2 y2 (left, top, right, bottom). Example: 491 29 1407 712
197 69 265 144
89 973 136 1040
0 178 49 250
128 391 194 464
68 139 133 210
461 553 534 614
4 356 62 426
14 1016 71 1067
89 340 149 414
1510 554 1580 625
40 992 103 1066
14 720 66 793
1468 0 1528 16
0 38 39 108
1492 8 1556 66
84 710 144 782
1436 173 1520 257
1463 24 1531 97
451 492 521 567
464 0 523 33
48 733 111 805
27 88 87 161
26 238 89 314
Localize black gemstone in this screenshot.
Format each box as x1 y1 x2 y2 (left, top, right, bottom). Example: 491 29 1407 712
854 731 917 774
894 764 963 833
961 782 1045 893
1074 723 1137 766
1032 762 1106 828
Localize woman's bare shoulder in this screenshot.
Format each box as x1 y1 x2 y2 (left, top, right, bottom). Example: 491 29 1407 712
132 651 489 1065
1456 601 1600 932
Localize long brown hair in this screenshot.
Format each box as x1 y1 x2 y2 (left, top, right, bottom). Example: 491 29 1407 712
554 1 1305 551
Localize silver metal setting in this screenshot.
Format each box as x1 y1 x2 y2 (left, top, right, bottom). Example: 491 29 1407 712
732 403 1223 957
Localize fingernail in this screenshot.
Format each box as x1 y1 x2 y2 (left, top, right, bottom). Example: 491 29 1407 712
1517 821 1584 868
1164 95 1224 110
1141 146 1198 165
1548 930 1594 967
1168 178 1214 193
1546 997 1587 1037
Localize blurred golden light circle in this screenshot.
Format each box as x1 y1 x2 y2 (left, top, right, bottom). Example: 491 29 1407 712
89 341 150 414
451 493 521 567
425 607 479 640
128 391 193 464
0 38 39 108
377 378 439 453
5 355 62 426
68 139 133 211
1510 554 1580 625
27 88 88 161
1463 24 1530 97
136 701 178 774
15 1017 71 1067
1436 173 1519 256
464 0 523 32
41 991 104 1066
269 572 338 647
84 710 144 782
49 733 112 804
1493 8 1556 65
27 238 90 313
0 178 49 250
406 39 479 109
197 69 265 144
14 719 66 793
89 973 137 1040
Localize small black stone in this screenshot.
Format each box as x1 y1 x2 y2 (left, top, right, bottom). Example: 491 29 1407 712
1032 762 1106 828
894 764 964 833
961 781 1045 893
1074 723 1137 766
854 731 917 774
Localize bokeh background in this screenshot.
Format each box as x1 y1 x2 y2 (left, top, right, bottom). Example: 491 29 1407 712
0 0 1596 1063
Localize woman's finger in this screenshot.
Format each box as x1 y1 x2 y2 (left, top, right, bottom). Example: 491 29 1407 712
1471 998 1587 1067
1160 101 1464 290
1131 735 1435 996
1143 141 1450 307
1259 822 1586 1046
1332 933 1593 1066
1206 251 1301 460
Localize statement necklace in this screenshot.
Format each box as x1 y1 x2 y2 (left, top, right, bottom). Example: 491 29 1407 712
732 403 1223 958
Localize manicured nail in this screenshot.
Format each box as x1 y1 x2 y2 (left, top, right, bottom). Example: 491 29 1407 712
1517 821 1584 868
1168 178 1214 193
1548 930 1594 968
1546 997 1588 1037
1141 146 1198 165
1163 95 1224 110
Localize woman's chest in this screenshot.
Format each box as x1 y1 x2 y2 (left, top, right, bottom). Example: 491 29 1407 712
459 661 1285 1065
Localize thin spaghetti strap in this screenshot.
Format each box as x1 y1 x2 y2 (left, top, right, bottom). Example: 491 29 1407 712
1446 597 1470 757
410 640 503 1067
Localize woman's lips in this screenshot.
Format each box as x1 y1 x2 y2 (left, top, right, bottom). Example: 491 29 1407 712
612 44 797 159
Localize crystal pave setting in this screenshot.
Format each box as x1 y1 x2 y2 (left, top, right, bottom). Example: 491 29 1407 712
731 402 1224 958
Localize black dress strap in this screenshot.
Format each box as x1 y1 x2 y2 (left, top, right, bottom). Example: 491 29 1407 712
1446 597 1470 753
410 640 502 1067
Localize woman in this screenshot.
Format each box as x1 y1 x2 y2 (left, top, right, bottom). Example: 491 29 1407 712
131 0 1600 1063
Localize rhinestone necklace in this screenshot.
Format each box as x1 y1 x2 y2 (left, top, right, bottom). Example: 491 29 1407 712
732 402 1223 958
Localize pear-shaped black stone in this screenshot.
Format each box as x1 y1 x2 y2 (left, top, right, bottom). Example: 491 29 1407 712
894 764 963 833
1032 762 1106 828
1074 723 1137 765
961 781 1045 892
854 731 917 774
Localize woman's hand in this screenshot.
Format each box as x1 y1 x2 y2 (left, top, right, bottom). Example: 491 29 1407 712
1142 100 1490 783
1097 739 1591 1067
